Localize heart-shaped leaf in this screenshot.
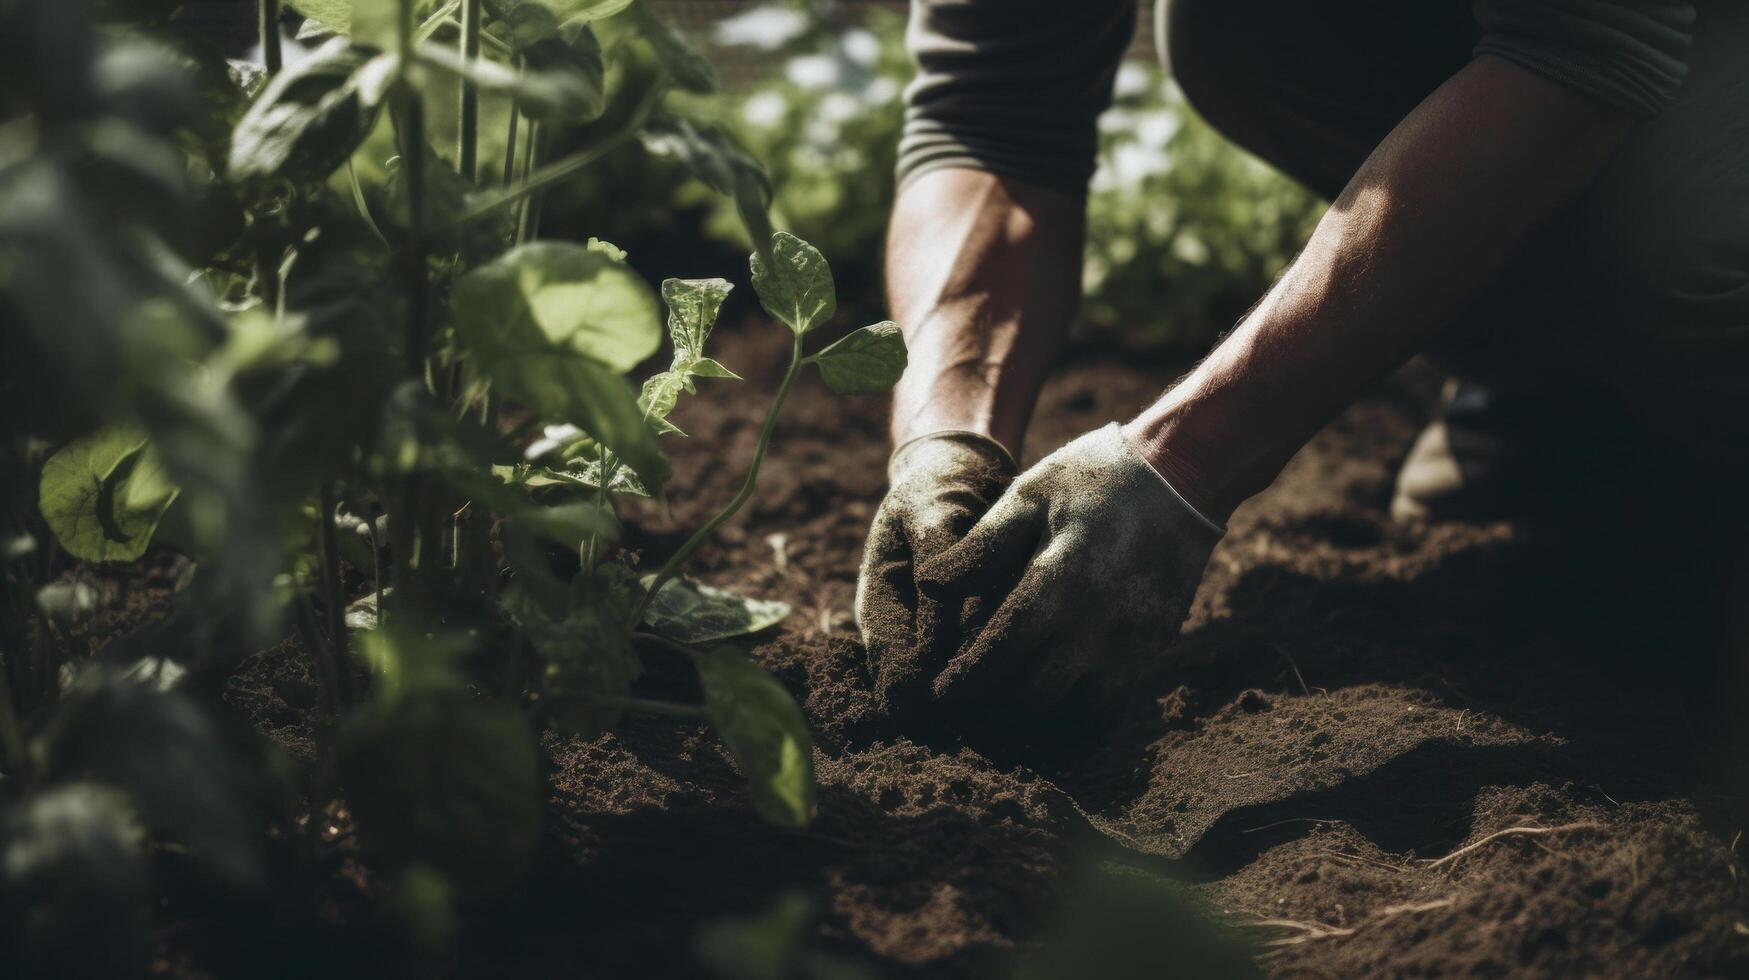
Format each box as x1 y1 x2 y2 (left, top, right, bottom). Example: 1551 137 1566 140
640 576 790 643
808 320 907 395
39 428 180 562
750 232 834 336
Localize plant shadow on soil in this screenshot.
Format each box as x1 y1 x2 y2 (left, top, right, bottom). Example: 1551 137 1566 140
172 323 1749 978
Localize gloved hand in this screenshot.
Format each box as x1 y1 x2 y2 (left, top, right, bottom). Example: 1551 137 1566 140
916 423 1224 712
856 430 1017 715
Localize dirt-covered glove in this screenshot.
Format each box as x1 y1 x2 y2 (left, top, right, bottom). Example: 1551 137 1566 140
917 423 1224 712
856 430 1017 716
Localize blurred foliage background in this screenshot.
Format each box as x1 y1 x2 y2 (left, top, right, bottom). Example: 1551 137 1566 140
543 0 1326 355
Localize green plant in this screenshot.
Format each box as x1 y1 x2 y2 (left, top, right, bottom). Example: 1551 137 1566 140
1082 60 1326 352
0 0 902 968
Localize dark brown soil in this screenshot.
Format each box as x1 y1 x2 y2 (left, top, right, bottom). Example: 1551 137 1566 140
164 319 1749 977
560 322 1749 977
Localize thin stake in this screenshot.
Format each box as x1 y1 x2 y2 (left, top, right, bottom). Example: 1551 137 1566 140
259 0 282 75
457 0 482 181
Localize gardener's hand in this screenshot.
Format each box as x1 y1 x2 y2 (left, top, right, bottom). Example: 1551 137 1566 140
856 431 1017 715
917 423 1224 711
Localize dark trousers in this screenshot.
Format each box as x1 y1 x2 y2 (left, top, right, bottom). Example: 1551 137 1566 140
1161 0 1749 454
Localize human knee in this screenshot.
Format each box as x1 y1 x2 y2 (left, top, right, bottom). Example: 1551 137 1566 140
1161 0 1254 124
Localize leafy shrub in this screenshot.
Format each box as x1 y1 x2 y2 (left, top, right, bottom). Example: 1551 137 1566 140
0 0 903 968
1083 61 1325 352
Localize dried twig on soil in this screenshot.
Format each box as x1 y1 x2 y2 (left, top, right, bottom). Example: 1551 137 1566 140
1251 917 1355 947
1423 822 1605 869
1373 897 1456 918
1271 643 1312 696
1253 897 1458 951
1239 817 1343 835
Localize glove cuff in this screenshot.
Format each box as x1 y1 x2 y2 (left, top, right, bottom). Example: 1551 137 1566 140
889 429 1019 481
1109 423 1226 538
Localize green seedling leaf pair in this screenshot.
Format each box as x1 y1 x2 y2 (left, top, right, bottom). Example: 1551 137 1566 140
639 277 740 437
38 427 180 563
750 232 908 391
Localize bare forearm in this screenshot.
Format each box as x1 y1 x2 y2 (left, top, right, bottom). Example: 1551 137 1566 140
1126 56 1633 521
885 169 1085 453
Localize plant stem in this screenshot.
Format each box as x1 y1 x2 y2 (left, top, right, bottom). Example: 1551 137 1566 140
392 0 436 605
500 105 520 189
584 693 706 720
514 120 545 242
0 652 27 778
446 73 667 231
316 484 353 702
365 521 384 627
631 333 806 626
292 597 339 719
456 0 482 182
258 0 282 76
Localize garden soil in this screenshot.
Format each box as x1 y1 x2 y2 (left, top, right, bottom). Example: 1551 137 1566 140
202 322 1749 978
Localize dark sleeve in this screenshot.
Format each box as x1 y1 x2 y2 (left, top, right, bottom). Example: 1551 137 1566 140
897 0 1137 196
1472 0 1696 116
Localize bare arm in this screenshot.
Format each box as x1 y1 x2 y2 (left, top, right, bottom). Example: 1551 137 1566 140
884 169 1085 454
1124 55 1634 522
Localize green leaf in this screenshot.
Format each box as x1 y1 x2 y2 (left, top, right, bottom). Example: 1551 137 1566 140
585 236 627 263
565 457 651 497
808 321 907 395
514 500 620 549
286 0 354 33
641 575 790 644
39 428 181 563
528 0 636 25
641 117 763 198
625 2 719 93
505 570 641 737
661 277 732 355
338 691 542 895
0 784 150 978
689 357 739 380
693 647 816 829
228 40 395 184
634 278 739 437
452 242 669 489
750 232 834 336
455 241 661 372
350 0 400 47
415 39 603 123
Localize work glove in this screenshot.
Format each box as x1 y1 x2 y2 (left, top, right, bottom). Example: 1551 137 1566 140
856 430 1017 716
917 423 1224 712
